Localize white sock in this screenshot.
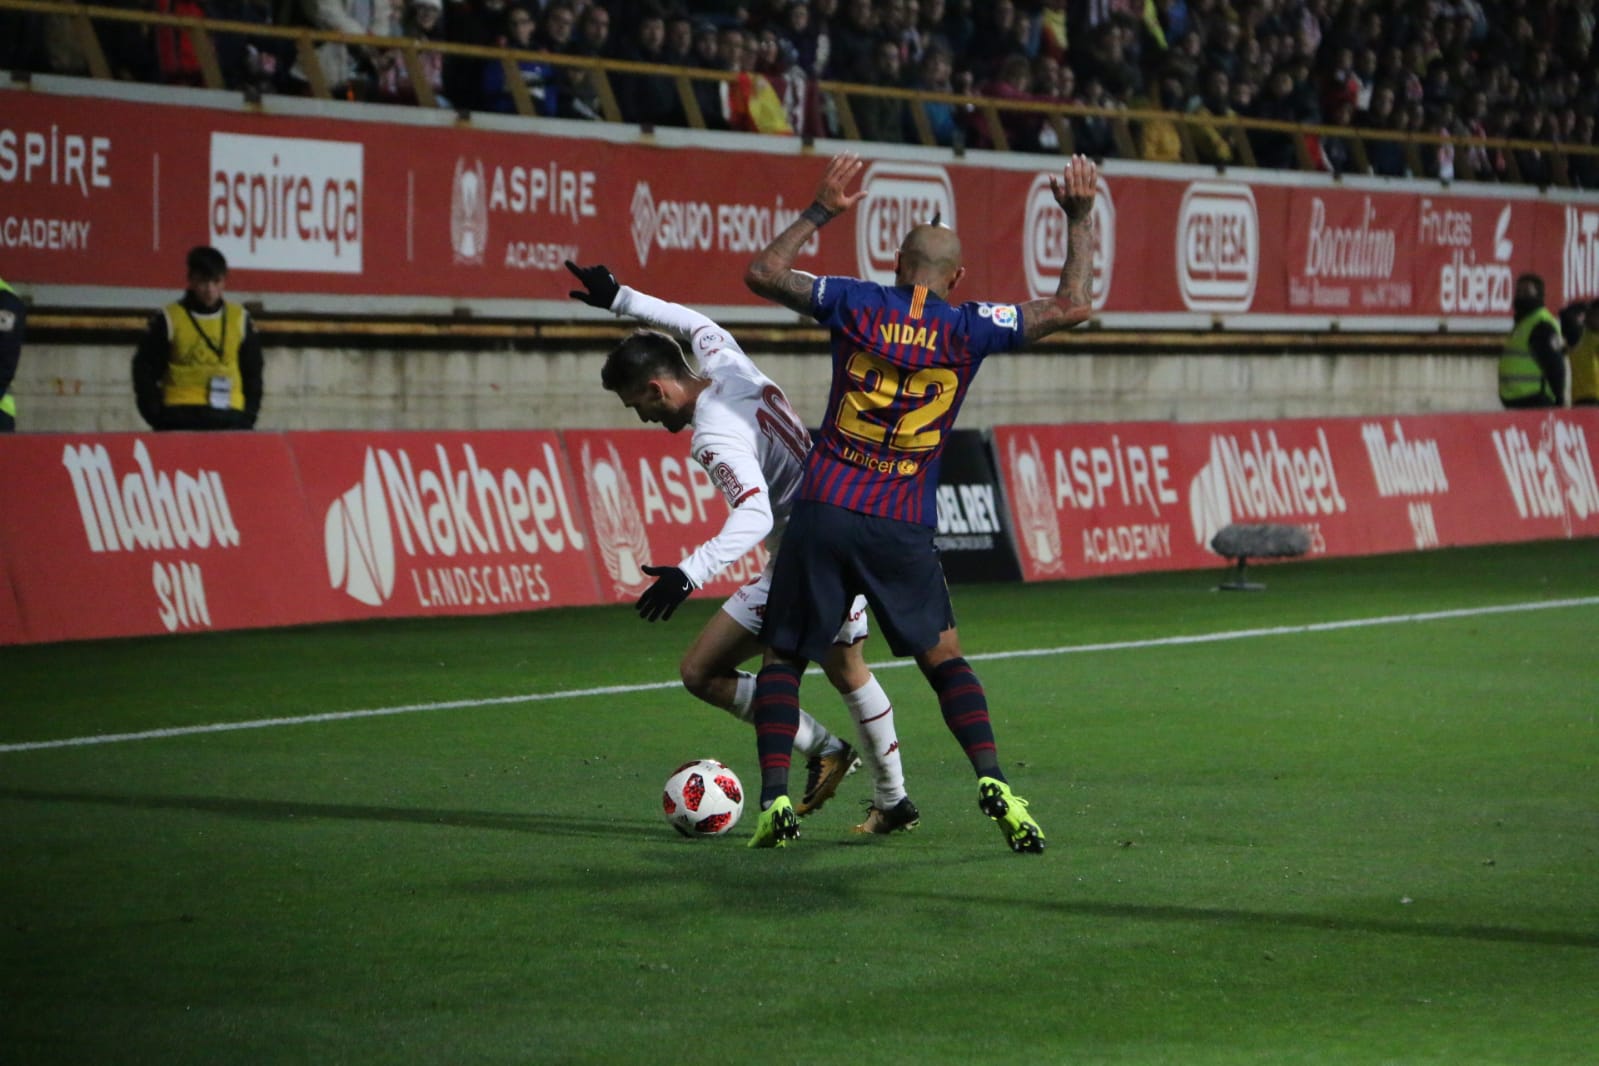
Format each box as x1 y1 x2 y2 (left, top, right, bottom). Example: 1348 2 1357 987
733 670 836 759
729 671 757 723
843 676 906 806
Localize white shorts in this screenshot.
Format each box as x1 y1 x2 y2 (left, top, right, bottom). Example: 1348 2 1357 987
722 560 869 646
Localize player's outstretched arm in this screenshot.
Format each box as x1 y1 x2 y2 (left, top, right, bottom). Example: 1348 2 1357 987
745 153 868 315
1016 155 1098 344
566 260 721 340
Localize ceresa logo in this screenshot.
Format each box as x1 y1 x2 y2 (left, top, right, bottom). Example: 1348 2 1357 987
1176 182 1258 312
209 132 362 273
855 162 956 285
1025 172 1113 308
450 157 488 266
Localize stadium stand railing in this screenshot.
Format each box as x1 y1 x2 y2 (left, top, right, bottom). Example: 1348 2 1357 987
5 0 1598 187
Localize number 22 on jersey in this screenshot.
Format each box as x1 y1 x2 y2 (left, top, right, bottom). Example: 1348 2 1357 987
833 349 958 453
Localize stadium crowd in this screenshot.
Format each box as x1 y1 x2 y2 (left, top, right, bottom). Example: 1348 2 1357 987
3 0 1597 185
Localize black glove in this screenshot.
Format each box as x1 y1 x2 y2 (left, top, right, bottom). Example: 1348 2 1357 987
566 260 620 310
635 565 694 622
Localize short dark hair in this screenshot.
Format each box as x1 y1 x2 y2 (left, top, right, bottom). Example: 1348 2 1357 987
187 246 228 280
601 330 691 393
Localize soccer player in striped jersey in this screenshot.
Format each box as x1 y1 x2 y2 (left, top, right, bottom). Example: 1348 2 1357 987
567 261 916 831
740 153 1098 851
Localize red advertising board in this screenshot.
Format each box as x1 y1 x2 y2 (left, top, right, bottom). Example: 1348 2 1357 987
561 429 768 605
8 86 1597 323
0 433 327 643
994 410 1599 582
291 431 601 618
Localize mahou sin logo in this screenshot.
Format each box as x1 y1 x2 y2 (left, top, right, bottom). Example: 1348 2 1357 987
324 443 582 609
61 440 240 632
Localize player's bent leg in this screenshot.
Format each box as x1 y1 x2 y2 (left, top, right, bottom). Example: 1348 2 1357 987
677 611 763 712
821 640 908 814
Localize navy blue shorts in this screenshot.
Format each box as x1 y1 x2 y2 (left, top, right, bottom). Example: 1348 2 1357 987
761 500 955 663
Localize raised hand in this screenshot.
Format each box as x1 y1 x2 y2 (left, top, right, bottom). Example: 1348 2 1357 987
1049 155 1098 222
635 564 694 622
813 153 870 217
565 260 620 310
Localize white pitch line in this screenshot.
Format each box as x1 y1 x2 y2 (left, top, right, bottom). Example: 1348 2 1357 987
3 596 1596 755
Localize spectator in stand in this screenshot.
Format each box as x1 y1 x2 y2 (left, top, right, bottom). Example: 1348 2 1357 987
779 1 820 75
442 0 511 112
1515 109 1555 187
1203 18 1242 82
1427 100 1460 181
1137 73 1188 162
1352 45 1378 110
1563 298 1599 406
1037 59 1079 152
879 0 921 66
1572 112 1599 189
481 4 560 115
1089 21 1143 99
539 2 576 52
966 0 1018 81
725 28 794 134
1318 96 1357 174
615 7 684 129
829 0 878 84
1075 72 1123 158
373 0 449 106
664 12 693 64
913 0 954 62
1360 83 1405 176
210 0 289 96
854 38 909 143
286 0 389 99
908 43 961 145
755 28 819 137
686 20 730 129
1036 0 1067 63
938 0 976 58
1188 67 1235 166
574 4 611 58
976 53 1043 151
1165 30 1203 96
1248 65 1301 169
133 246 263 433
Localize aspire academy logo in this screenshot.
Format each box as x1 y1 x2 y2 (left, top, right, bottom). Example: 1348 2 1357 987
451 157 488 265
578 438 653 594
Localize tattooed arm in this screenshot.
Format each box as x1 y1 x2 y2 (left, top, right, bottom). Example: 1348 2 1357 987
745 153 869 315
1017 155 1099 344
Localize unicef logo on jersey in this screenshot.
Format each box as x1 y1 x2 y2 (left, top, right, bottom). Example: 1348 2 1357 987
451 158 488 266
854 162 956 285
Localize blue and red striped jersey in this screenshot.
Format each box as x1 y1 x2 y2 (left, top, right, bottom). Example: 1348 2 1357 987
801 275 1025 526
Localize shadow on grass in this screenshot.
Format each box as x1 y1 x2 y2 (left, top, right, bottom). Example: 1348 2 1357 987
0 786 659 841
900 889 1599 951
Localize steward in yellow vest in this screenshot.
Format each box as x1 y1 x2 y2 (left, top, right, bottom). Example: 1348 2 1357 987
1499 273 1564 409
132 246 263 431
1561 299 1599 406
0 276 23 433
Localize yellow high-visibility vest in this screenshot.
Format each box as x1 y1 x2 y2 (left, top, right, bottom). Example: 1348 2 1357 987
1499 307 1559 405
0 277 18 418
1568 324 1599 404
161 300 247 411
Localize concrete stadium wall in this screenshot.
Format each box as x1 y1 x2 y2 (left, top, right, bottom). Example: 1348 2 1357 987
14 342 1502 434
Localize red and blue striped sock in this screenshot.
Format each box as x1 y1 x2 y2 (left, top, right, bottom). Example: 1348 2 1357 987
753 661 803 807
929 657 1005 781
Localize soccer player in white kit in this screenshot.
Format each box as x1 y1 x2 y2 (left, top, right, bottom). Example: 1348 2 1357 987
567 261 916 832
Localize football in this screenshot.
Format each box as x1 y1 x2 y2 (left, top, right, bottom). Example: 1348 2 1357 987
662 759 744 837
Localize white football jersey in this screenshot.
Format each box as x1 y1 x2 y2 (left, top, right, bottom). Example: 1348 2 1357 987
611 287 811 588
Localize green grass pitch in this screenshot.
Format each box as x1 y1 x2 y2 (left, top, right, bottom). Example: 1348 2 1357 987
3 540 1596 1064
